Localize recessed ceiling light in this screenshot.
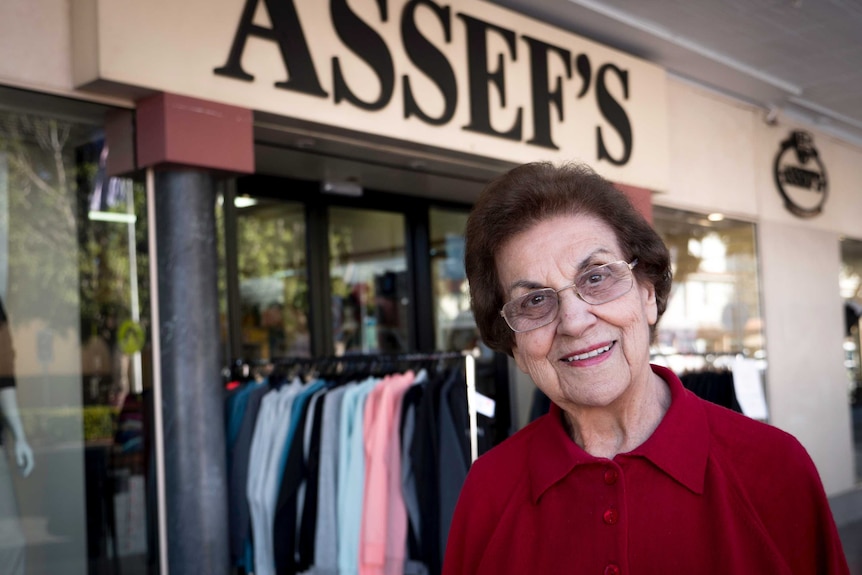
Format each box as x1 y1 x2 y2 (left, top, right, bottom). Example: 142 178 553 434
234 196 258 208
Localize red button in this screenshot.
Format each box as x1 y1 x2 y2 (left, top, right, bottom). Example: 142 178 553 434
603 508 619 525
603 467 619 485
604 564 621 575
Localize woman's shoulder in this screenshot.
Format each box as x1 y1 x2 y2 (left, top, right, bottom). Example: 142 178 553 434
703 399 800 446
699 397 820 481
460 415 547 497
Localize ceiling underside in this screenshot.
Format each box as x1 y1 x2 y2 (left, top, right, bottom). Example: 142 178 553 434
495 0 862 147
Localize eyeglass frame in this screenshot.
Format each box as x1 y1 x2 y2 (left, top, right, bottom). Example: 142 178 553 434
499 259 639 333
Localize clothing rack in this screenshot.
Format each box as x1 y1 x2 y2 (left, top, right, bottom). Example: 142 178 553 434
226 349 481 462
650 350 753 374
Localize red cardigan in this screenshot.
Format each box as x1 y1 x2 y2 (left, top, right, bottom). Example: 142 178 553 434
442 365 849 575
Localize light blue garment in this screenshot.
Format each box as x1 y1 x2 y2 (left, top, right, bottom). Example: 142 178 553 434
247 379 305 575
244 386 279 575
305 384 349 575
336 376 378 575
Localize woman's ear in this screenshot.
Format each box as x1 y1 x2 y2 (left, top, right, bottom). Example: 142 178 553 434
642 282 658 325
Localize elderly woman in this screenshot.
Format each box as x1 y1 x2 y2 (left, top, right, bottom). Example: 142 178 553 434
442 162 848 574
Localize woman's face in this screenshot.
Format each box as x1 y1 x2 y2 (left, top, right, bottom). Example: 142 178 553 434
497 214 658 411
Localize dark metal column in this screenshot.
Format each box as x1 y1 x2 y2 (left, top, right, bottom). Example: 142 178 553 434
154 169 228 575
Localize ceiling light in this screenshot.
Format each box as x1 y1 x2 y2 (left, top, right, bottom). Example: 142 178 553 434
707 213 725 222
234 196 258 208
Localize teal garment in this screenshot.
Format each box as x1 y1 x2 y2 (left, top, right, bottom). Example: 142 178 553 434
227 381 264 452
336 376 378 575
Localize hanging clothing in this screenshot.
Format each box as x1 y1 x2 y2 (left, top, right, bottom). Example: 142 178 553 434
680 369 742 412
228 380 268 569
225 354 488 575
273 384 328 574
359 371 414 575
247 378 306 575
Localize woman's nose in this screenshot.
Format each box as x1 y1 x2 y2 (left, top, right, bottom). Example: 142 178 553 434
555 288 596 336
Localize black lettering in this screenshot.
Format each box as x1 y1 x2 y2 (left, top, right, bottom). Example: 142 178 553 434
783 166 822 191
523 36 571 150
457 14 522 141
331 0 394 111
402 0 457 125
575 54 591 98
213 0 327 97
596 63 632 166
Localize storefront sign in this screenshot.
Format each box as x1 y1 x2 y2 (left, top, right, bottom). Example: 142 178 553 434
773 130 828 218
72 0 669 190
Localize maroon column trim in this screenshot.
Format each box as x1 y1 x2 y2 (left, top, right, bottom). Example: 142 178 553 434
136 92 254 174
615 183 654 224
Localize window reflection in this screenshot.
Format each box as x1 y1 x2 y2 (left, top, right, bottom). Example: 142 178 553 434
329 207 408 355
840 237 862 483
429 208 477 352
234 199 309 360
652 207 764 370
0 101 155 574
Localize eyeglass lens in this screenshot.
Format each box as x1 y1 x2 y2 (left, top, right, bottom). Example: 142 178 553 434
501 260 635 332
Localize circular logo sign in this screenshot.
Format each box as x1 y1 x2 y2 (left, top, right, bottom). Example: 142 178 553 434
118 320 146 355
773 130 827 218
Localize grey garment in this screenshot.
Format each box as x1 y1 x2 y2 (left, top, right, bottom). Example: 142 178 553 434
0 453 25 575
228 382 269 565
401 370 427 552
438 367 470 565
309 385 349 574
301 569 337 575
403 559 430 575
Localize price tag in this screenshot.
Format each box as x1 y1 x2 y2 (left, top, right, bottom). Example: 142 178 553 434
473 391 496 418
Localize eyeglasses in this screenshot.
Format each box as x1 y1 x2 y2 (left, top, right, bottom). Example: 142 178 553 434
500 259 638 333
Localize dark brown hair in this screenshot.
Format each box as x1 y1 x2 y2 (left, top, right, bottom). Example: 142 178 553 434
465 162 672 356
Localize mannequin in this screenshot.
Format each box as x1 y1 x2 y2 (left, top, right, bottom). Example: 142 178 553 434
0 296 32 575
0 388 34 477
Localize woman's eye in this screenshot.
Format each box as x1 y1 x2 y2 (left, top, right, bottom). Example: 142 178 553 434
521 292 548 308
526 293 547 307
585 270 609 285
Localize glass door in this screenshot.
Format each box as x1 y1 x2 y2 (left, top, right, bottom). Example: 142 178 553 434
429 208 475 352
840 237 862 484
329 206 408 356
232 197 310 361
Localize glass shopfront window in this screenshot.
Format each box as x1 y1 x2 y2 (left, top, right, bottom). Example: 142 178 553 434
840 237 862 483
652 206 765 371
329 207 407 356
429 208 475 352
0 92 155 574
233 197 310 361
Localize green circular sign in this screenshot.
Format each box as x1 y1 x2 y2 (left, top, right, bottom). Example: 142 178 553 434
118 320 146 355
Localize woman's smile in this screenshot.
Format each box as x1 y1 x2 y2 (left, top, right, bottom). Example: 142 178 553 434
561 341 615 363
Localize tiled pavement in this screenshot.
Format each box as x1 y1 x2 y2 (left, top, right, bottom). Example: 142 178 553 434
841 518 862 575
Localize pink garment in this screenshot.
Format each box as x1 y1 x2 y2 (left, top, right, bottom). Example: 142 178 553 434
359 371 415 575
385 373 414 575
